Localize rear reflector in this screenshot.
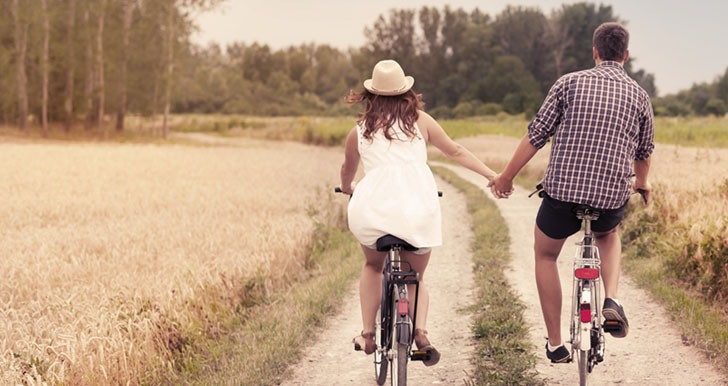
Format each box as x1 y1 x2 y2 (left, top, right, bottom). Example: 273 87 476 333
398 298 409 316
580 303 592 322
575 267 599 279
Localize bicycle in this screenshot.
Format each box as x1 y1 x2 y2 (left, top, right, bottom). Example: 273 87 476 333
530 184 646 386
335 187 439 386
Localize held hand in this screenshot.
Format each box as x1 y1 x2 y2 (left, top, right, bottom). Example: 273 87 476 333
489 174 514 199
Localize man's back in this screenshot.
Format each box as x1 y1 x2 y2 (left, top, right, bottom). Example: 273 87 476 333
528 61 654 209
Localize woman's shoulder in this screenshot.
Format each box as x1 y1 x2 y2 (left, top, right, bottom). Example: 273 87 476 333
416 110 437 127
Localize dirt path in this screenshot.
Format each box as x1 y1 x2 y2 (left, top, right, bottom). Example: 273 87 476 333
281 176 478 385
435 162 727 386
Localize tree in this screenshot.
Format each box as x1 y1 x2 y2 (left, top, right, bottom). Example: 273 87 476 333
491 6 550 93
479 55 542 113
63 0 76 131
116 0 136 131
40 0 50 136
705 98 726 116
95 0 107 132
10 0 29 130
716 67 728 105
363 8 417 66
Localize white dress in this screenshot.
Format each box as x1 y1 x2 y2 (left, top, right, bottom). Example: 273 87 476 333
347 121 442 249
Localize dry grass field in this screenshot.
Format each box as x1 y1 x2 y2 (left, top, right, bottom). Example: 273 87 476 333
0 138 343 384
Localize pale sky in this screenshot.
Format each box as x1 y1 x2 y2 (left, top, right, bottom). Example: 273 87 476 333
191 0 728 96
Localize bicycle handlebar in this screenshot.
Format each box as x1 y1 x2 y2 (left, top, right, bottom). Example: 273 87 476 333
529 183 648 205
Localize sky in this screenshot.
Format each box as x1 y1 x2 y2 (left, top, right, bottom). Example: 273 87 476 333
191 0 728 96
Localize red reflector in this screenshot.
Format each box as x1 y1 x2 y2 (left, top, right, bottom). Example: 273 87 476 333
575 268 599 279
398 299 409 316
580 303 591 322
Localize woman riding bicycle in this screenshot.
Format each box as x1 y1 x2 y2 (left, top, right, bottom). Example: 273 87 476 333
340 59 498 366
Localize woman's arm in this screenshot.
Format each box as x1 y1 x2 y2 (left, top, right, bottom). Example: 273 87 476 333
340 127 360 194
419 111 497 182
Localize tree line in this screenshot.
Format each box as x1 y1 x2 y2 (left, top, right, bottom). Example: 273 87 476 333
1 2 726 137
1 0 220 136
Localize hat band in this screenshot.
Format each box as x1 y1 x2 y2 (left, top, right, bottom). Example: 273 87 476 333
371 82 408 93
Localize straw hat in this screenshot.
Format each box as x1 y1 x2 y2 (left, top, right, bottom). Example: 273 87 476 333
363 60 415 96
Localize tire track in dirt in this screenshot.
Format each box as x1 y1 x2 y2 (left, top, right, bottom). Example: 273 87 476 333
435 162 727 386
281 176 477 385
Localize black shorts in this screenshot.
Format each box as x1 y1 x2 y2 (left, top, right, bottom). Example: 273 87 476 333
536 194 628 240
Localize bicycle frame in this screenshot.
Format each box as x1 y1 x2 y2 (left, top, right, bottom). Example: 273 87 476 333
569 208 605 385
332 188 435 385
375 243 420 386
528 184 645 385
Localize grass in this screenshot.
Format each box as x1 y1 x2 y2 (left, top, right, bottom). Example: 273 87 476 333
621 186 728 371
653 115 728 148
0 140 347 384
179 213 362 385
432 166 545 386
5 113 728 149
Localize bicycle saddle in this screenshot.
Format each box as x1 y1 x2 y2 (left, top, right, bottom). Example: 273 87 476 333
573 204 602 220
376 235 418 252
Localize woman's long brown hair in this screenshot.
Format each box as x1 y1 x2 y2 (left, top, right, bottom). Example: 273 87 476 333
345 89 425 141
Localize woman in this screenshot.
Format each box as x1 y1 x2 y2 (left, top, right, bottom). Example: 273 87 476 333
340 59 499 366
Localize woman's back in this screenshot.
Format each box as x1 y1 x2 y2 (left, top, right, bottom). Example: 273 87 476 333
347 121 441 249
357 121 427 173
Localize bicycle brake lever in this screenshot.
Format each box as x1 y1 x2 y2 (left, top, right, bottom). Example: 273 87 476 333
528 183 544 198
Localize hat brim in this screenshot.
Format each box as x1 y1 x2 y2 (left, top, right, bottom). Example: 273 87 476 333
363 76 415 96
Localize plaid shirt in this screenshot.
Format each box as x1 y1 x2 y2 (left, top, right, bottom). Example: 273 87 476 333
528 61 655 209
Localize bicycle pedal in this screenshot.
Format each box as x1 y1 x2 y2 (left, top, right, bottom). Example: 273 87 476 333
410 350 431 361
602 320 623 332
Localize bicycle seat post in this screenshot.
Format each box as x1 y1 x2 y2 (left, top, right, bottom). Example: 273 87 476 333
583 215 593 238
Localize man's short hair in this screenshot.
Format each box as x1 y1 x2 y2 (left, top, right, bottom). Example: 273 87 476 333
593 22 629 61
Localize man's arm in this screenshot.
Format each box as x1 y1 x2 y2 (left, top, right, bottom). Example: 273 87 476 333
633 157 651 203
491 134 539 198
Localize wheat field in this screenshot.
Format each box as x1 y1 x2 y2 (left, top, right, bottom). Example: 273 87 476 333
0 138 343 384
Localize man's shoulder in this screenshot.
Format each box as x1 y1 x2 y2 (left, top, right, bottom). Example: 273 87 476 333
554 67 599 87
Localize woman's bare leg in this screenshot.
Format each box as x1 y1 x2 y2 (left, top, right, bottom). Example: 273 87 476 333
359 244 387 333
400 250 431 331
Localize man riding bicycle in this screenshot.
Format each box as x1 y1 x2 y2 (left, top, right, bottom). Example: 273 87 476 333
490 22 655 363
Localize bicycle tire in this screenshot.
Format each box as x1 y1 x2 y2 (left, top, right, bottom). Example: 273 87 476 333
390 284 408 386
375 307 388 385
375 271 390 385
576 349 588 386
395 337 408 386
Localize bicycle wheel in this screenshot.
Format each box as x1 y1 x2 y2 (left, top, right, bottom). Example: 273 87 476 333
390 284 408 386
375 275 390 385
576 349 588 386
374 307 388 385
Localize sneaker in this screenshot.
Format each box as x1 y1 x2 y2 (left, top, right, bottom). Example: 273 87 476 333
603 298 629 338
545 343 571 363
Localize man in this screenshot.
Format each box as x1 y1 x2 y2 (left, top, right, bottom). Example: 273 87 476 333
490 22 654 363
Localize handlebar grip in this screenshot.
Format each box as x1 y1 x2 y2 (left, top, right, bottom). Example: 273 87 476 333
334 187 343 193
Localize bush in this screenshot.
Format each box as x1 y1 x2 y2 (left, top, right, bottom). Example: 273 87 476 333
705 98 727 117
476 103 503 116
428 105 454 119
453 101 476 118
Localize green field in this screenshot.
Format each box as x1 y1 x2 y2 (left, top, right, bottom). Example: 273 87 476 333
169 113 728 148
